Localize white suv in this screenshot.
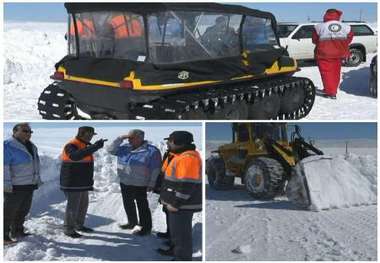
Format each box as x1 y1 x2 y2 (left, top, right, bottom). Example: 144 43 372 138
278 22 377 66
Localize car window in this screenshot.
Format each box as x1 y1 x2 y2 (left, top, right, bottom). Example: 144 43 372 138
292 25 314 39
350 25 374 36
277 24 298 38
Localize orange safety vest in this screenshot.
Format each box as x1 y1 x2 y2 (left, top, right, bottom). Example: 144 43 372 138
69 18 95 39
110 15 143 39
162 150 202 184
61 138 94 163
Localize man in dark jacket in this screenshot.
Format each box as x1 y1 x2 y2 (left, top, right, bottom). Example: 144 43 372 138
60 126 105 238
159 131 202 261
4 123 42 244
312 9 353 99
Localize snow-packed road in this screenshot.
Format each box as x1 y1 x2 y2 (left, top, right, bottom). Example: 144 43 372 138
206 187 376 261
3 22 377 120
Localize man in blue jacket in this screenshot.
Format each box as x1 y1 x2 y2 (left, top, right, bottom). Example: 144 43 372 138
107 129 162 236
4 123 42 245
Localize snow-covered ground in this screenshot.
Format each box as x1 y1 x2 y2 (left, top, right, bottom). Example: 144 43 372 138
206 140 377 260
3 22 377 120
3 125 203 261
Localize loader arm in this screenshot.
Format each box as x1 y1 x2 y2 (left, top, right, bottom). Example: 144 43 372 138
263 138 296 176
291 138 324 161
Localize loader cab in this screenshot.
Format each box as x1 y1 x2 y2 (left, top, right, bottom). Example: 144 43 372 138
251 123 288 144
232 123 250 143
232 123 288 145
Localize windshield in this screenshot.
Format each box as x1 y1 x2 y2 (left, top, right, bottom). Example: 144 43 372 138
252 124 286 141
68 10 278 63
277 24 298 38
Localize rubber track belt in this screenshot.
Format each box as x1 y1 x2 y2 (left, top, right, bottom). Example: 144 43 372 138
129 76 315 120
38 76 315 120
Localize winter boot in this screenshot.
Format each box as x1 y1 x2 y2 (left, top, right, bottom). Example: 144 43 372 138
4 235 17 245
119 223 136 230
64 231 82 238
76 226 94 233
157 231 170 239
157 245 174 256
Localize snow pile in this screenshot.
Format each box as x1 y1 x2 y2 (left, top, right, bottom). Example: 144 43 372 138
4 22 66 119
289 154 377 211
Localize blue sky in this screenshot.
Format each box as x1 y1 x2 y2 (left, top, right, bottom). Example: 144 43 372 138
206 123 377 141
4 2 377 23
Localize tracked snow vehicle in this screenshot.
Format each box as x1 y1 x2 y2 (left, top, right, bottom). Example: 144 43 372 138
38 3 316 120
206 123 325 205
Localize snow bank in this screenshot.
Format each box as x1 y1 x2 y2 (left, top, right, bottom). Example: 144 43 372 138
4 22 67 119
288 154 377 211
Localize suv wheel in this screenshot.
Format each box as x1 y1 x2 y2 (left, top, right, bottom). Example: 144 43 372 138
345 48 364 67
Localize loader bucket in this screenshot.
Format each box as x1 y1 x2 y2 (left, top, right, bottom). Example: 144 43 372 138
286 155 377 211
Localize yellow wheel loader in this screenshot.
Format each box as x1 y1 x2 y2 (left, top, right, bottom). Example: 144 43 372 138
207 123 377 210
206 123 324 205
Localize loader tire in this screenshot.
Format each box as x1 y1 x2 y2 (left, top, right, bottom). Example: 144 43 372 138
244 157 285 199
206 156 234 189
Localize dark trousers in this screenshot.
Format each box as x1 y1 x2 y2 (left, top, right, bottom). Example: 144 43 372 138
120 183 152 231
63 191 89 234
169 210 194 261
4 190 34 237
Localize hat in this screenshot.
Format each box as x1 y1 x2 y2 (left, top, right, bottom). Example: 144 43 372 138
78 126 97 135
165 131 194 145
323 9 343 22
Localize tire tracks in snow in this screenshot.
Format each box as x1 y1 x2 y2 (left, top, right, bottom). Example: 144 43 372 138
207 196 376 261
307 206 377 260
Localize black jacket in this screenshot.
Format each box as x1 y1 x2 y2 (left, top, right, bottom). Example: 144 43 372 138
60 138 101 192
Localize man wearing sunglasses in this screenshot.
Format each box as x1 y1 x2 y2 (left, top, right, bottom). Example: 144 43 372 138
4 123 42 245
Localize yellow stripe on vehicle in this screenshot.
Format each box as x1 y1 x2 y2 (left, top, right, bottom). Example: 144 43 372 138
58 66 121 88
265 59 298 75
57 59 297 92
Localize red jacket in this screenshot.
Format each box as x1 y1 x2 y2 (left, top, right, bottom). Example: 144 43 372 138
312 9 354 59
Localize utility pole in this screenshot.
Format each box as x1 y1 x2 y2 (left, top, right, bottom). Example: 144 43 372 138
345 141 349 159
359 9 363 22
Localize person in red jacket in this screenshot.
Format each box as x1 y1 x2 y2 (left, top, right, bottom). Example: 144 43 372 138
312 9 354 99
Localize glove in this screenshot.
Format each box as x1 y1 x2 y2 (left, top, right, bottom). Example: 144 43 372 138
94 139 105 149
4 184 13 193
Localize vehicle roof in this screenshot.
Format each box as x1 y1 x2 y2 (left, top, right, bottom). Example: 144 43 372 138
278 21 371 26
64 3 276 20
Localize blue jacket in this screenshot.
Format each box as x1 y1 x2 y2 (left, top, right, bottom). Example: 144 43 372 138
4 137 41 190
107 137 162 187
